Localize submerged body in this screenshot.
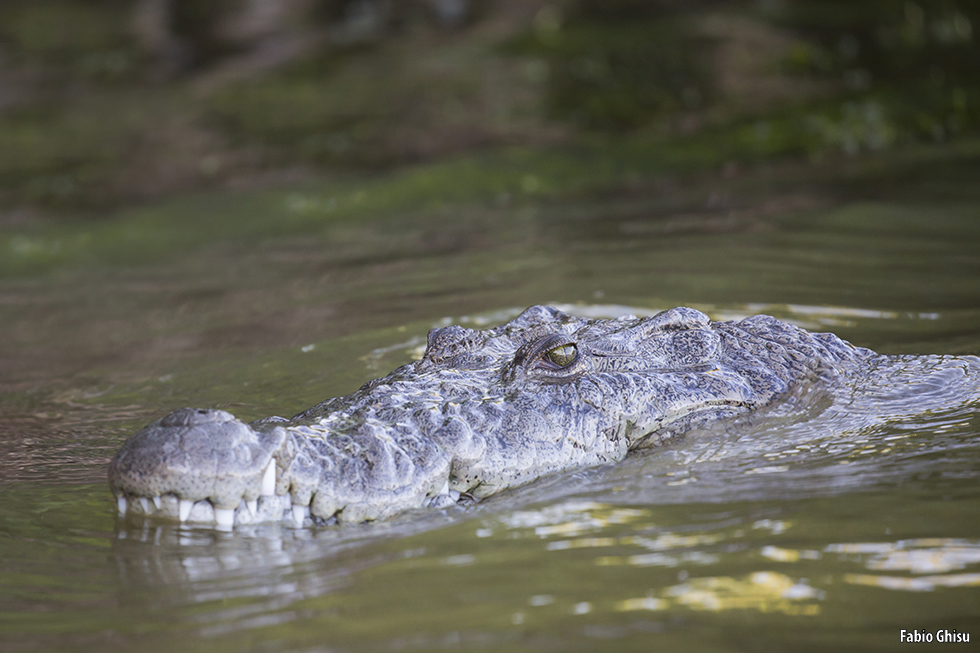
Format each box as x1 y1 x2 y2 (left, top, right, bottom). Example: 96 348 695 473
109 306 874 529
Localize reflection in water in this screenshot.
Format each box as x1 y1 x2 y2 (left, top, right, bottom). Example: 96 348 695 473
111 516 423 590
829 538 980 574
494 500 647 538
845 573 980 591
619 571 823 616
762 538 980 593
109 517 434 641
835 539 980 592
479 498 980 621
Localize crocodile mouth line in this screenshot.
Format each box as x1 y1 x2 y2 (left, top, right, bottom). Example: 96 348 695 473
113 458 462 529
114 459 278 530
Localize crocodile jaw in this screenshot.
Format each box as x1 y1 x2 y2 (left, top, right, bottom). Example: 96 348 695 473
108 408 287 529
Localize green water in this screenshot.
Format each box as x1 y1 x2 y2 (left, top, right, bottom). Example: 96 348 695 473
2 146 979 651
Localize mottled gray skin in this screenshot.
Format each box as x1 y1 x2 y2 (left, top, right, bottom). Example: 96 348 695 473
108 306 872 527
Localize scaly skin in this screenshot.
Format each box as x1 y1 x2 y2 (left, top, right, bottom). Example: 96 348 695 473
108 305 872 528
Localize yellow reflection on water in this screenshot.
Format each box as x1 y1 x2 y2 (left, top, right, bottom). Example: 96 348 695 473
760 538 980 592
617 572 822 616
493 501 980 621
496 501 648 538
844 573 980 591
829 538 980 591
827 538 980 574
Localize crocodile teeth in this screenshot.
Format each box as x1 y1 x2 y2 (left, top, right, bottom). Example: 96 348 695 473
117 496 127 515
291 505 307 526
139 497 152 513
435 481 460 502
246 499 258 516
214 507 235 529
178 499 194 522
261 460 276 496
152 496 162 511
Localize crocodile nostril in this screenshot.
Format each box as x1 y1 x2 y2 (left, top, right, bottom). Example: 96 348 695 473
160 407 236 427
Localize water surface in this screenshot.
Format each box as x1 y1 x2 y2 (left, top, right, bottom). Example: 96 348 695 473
2 152 979 651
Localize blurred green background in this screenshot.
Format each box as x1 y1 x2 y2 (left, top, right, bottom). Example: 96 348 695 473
0 0 976 221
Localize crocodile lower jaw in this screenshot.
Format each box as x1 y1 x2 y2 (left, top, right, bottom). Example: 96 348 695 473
116 492 301 529
114 459 461 530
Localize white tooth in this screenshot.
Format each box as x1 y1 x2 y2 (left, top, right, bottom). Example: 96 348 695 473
178 499 193 522
139 497 151 513
291 505 306 526
449 490 460 502
117 496 128 515
152 496 162 510
214 507 235 529
438 480 450 496
246 499 258 516
261 461 276 496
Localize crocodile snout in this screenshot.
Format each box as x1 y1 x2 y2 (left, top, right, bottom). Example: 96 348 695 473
108 408 286 529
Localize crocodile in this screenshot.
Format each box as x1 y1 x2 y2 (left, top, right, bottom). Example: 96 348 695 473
108 305 875 529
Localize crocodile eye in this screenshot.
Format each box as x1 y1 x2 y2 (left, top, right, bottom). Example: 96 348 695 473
544 343 577 368
508 333 586 383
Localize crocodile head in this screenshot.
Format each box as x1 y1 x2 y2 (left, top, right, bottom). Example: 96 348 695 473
108 305 864 529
